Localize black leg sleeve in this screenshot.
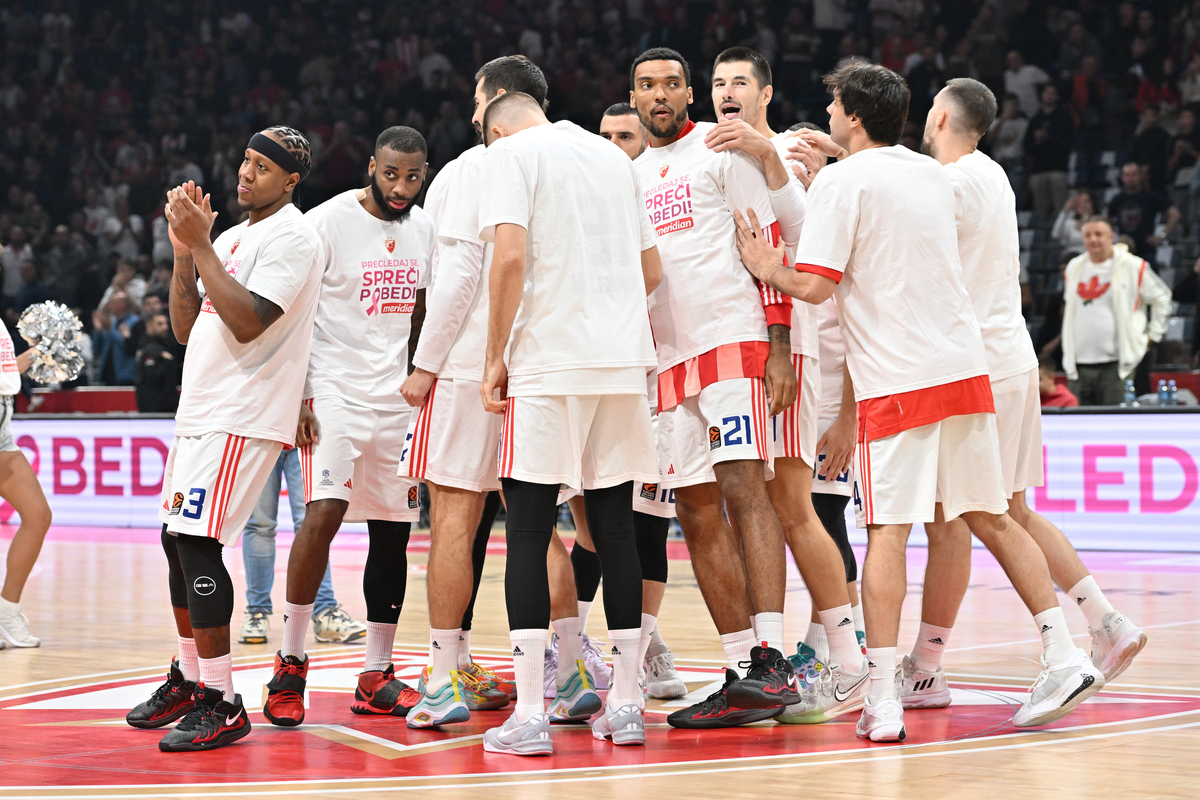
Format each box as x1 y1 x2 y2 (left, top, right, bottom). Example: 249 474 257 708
161 525 188 610
583 482 642 631
364 520 411 624
174 534 234 629
634 511 670 584
500 478 559 631
812 493 857 583
461 491 500 631
570 538 603 602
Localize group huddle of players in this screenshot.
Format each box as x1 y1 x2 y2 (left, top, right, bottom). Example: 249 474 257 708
120 47 1148 755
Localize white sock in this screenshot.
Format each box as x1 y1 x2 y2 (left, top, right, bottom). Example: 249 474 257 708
753 612 784 653
427 627 460 690
198 653 234 697
608 628 643 708
177 636 200 682
1067 575 1116 629
511 629 547 721
458 630 472 669
1034 607 1076 665
638 613 657 665
805 621 829 663
866 647 896 704
649 624 667 651
578 600 594 632
281 602 313 659
552 616 585 681
720 628 756 675
819 604 862 668
363 621 397 672
852 602 865 633
911 622 952 672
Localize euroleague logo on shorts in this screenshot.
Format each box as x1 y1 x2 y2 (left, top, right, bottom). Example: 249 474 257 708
708 426 722 450
193 576 216 596
408 486 419 509
169 492 184 515
640 483 658 500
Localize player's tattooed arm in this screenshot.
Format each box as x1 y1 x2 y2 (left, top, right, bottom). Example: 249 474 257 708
251 293 283 329
169 252 202 344
765 324 797 415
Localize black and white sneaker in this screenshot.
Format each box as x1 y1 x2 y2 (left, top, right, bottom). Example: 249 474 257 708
725 644 800 709
158 684 251 752
126 659 197 729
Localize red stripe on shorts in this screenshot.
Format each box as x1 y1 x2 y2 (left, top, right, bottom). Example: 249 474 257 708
207 434 234 538
214 436 245 541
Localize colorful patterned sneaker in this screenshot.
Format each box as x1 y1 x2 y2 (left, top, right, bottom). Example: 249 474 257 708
896 654 951 709
460 667 511 711
591 702 646 745
238 611 270 645
262 652 308 727
583 634 613 690
464 661 516 700
786 641 826 692
725 645 800 709
856 696 906 742
483 712 554 756
126 659 197 729
1013 647 1104 728
667 668 784 729
644 641 687 699
543 638 559 699
406 670 471 728
777 658 868 724
158 684 251 752
1089 612 1148 682
351 663 421 716
311 605 367 643
547 659 602 722
857 630 867 656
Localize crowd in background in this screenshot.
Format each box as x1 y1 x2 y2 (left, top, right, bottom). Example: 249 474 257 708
1 0 1199 404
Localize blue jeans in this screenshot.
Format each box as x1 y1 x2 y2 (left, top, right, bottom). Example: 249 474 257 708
242 449 337 614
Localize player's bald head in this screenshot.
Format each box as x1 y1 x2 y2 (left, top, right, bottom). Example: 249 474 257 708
482 92 548 145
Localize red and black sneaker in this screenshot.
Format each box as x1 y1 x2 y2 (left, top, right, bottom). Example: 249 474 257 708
126 659 197 729
158 684 251 752
351 663 421 716
667 668 784 729
263 652 308 727
726 644 801 709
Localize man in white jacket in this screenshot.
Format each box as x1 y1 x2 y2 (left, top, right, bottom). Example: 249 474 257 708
1061 217 1172 405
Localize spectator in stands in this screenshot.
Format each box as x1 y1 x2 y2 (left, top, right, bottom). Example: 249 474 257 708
968 5 1008 98
1181 52 1200 107
133 311 180 413
1058 22 1102 81
43 224 92 306
0 225 32 313
1004 50 1049 119
1070 55 1106 187
1136 57 1181 132
97 259 146 314
1039 358 1079 407
985 93 1028 196
123 292 182 363
1174 256 1200 366
1061 216 1172 405
1024 83 1074 220
8 261 53 324
1051 191 1094 258
102 198 144 262
1107 162 1180 266
1129 105 1173 190
1168 108 1200 216
91 292 138 386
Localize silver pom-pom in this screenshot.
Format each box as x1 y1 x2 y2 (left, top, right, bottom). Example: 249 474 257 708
17 302 85 385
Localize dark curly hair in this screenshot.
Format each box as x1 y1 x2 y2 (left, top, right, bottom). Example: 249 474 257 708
262 125 312 172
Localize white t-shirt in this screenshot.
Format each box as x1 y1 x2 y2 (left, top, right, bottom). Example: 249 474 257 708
634 121 780 371
174 203 323 444
303 190 435 408
946 150 1037 381
1071 257 1119 364
478 121 657 395
412 145 495 382
794 145 989 401
0 324 21 396
770 132 819 359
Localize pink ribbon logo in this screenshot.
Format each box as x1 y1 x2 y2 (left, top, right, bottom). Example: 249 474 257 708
366 287 381 316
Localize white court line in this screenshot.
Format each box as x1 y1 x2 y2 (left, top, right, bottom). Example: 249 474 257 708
321 726 482 752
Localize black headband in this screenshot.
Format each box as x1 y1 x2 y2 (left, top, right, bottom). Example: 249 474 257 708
248 132 309 182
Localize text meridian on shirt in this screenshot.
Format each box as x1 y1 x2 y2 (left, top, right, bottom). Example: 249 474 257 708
644 175 694 236
360 258 422 316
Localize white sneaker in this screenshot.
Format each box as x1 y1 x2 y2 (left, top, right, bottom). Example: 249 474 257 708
543 639 559 699
856 697 906 742
777 659 868 724
0 603 40 648
311 606 367 643
582 634 612 690
483 712 554 756
1013 647 1104 727
644 641 687 699
1089 612 1147 682
238 611 270 645
591 703 645 745
895 655 951 709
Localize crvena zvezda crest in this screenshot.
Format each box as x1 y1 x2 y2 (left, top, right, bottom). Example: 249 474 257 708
385 237 395 254
660 164 669 178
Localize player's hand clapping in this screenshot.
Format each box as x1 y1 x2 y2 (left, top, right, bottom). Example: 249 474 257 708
164 181 218 252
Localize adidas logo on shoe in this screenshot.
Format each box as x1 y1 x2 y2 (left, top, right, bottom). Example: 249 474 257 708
927 637 944 644
512 646 524 656
1041 624 1052 632
838 618 853 627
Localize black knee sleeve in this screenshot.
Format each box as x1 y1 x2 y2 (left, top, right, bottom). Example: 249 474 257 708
175 534 234 629
500 479 559 631
364 520 410 624
161 525 188 609
634 511 669 584
813 493 857 583
583 482 642 630
461 491 500 631
570 538 603 602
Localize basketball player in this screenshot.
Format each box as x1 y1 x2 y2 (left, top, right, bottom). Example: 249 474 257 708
706 46 868 722
896 79 1146 708
477 92 662 755
732 62 1103 742
261 127 466 728
599 102 649 159
126 127 323 752
628 47 800 729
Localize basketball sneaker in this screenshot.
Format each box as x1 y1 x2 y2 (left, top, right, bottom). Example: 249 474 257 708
644 641 687 699
262 652 308 726
777 658 868 724
0 602 39 647
1089 612 1148 682
312 605 367 643
725 644 800 709
591 703 646 745
463 661 516 700
856 696 906 742
461 668 511 710
857 630 867 655
896 655 951 709
667 669 784 728
786 641 826 692
582 634 613 690
238 611 269 645
351 663 420 716
407 670 471 728
126 659 197 729
158 684 251 752
1013 647 1104 727
548 659 602 722
483 712 554 756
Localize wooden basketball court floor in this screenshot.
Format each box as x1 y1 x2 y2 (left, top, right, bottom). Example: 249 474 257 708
1 524 1198 798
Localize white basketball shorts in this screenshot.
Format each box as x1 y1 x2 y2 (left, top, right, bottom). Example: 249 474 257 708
992 368 1045 496
659 377 774 490
401 378 503 493
772 354 819 467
